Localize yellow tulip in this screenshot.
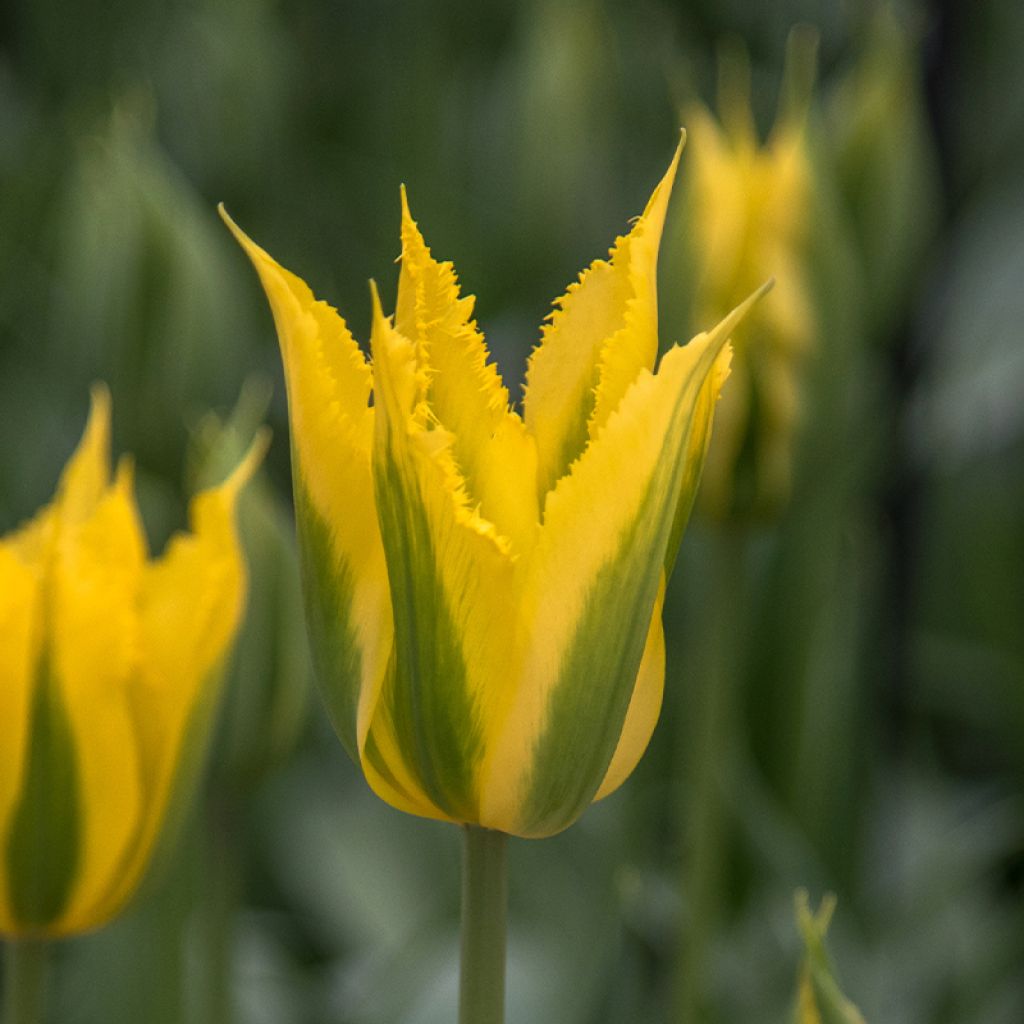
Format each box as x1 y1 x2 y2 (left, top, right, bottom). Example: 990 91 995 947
223 142 765 839
685 34 816 519
0 387 263 938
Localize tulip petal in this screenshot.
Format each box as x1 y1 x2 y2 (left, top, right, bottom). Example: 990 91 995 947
361 667 461 823
221 208 392 757
523 140 682 501
0 543 44 933
84 438 262 927
55 384 112 527
3 648 80 932
483 289 763 837
1 390 128 934
593 578 666 802
48 460 147 933
664 344 733 579
368 289 519 821
396 194 540 553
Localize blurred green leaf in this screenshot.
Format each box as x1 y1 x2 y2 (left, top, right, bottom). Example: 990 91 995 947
792 892 865 1024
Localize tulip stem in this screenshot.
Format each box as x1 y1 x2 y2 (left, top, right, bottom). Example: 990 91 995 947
459 826 507 1024
3 940 48 1024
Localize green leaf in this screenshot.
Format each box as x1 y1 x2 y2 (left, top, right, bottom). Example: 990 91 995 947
792 891 866 1024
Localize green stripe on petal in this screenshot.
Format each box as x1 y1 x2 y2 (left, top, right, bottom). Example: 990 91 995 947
362 660 457 823
593 578 666 802
370 287 518 821
482 286 766 837
293 480 364 761
6 649 81 930
518 482 671 836
222 210 393 756
371 441 482 817
664 344 732 580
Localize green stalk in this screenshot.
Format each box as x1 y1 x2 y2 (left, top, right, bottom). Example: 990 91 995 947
3 940 49 1024
459 826 507 1024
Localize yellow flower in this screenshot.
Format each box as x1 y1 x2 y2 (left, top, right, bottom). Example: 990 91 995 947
0 387 263 938
685 35 816 519
223 142 764 839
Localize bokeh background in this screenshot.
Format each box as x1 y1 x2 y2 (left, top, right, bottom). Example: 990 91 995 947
1 0 1023 1021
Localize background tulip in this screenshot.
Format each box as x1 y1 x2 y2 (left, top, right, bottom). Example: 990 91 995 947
678 31 817 521
0 387 263 941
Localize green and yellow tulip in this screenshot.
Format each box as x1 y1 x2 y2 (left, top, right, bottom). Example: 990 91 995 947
224 142 764 838
0 388 262 938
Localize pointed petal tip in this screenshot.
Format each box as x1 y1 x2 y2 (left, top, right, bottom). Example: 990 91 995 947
82 381 113 467
398 185 425 258
368 278 385 320
727 277 774 327
113 452 136 491
219 426 271 501
217 204 269 268
88 380 111 414
655 135 685 196
86 381 112 438
670 130 686 169
635 133 687 229
217 201 241 238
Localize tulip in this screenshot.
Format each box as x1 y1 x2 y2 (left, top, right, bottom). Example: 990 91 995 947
224 141 765 1024
222 144 770 847
222 142 765 843
187 383 311 784
0 387 263 941
683 32 817 520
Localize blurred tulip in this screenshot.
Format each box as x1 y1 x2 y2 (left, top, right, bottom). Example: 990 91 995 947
223 143 766 839
187 381 311 784
685 30 818 520
0 387 263 938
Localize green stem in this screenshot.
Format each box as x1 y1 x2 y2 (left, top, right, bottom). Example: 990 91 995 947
3 940 49 1024
459 826 507 1024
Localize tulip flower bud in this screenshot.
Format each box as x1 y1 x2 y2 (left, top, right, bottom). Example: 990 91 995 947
0 387 263 938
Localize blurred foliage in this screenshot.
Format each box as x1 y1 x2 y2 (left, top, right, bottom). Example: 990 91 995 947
1 0 1023 1022
792 893 865 1024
